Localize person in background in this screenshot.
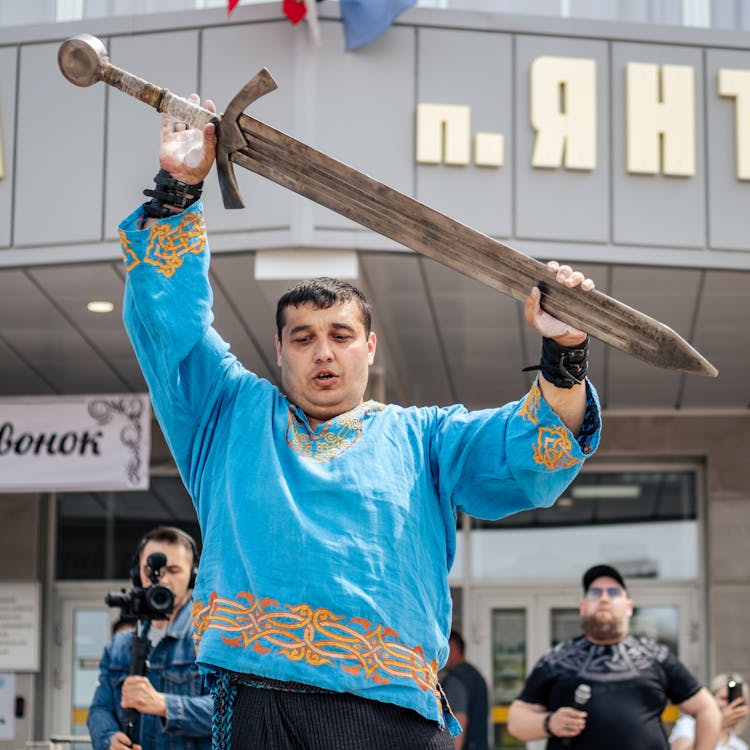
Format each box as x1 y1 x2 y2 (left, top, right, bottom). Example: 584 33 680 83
507 564 721 749
670 673 749 750
440 630 490 750
87 526 212 750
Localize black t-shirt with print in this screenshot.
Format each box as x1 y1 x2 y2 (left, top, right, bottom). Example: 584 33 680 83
518 634 701 750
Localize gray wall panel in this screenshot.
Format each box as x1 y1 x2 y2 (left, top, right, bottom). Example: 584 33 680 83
0 0 55 26
312 23 415 231
611 42 706 249
16 41 105 246
105 31 200 240
416 28 512 237
706 48 750 252
201 22 297 234
515 35 609 243
0 46 16 249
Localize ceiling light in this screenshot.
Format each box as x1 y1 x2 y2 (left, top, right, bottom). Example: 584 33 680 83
87 300 114 313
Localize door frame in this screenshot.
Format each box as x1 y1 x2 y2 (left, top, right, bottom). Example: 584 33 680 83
45 580 126 740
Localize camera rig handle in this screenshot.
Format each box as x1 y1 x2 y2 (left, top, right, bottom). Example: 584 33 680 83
124 627 150 741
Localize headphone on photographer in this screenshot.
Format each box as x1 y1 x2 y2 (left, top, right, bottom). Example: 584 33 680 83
130 526 200 590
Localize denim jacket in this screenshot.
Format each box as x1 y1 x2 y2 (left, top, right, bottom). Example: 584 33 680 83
87 602 212 750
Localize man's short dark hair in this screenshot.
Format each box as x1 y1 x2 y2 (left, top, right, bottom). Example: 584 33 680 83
275 277 372 339
135 525 198 566
449 629 465 654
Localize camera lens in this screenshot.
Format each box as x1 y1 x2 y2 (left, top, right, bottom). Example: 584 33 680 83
146 584 175 614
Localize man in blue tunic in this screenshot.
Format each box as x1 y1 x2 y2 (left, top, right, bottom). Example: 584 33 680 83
119 97 601 749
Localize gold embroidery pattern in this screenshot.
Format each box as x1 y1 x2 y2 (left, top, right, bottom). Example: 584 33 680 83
120 211 206 277
518 380 541 425
193 592 441 702
120 231 139 272
286 400 385 463
533 425 578 470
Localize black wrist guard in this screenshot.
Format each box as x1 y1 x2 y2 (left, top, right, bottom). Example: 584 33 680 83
142 169 203 220
523 335 590 389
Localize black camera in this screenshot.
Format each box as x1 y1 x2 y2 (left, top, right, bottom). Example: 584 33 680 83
728 678 744 704
105 551 175 621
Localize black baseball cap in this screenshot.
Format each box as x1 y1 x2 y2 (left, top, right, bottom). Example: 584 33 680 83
582 564 627 593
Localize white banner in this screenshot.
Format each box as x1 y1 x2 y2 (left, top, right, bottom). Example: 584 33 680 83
0 394 150 491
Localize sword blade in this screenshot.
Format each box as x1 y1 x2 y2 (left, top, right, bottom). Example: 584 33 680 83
57 37 716 376
232 114 717 377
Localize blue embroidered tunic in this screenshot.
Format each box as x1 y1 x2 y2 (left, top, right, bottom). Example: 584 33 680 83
119 203 601 732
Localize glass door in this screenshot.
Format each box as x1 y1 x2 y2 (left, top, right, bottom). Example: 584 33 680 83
47 582 124 745
490 607 529 749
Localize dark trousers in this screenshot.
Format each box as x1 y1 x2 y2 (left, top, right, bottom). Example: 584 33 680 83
228 683 455 750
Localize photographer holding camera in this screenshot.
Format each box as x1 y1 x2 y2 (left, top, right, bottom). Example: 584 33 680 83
87 526 212 750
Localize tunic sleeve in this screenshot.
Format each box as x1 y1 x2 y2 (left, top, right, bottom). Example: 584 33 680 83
431 376 601 520
119 202 260 496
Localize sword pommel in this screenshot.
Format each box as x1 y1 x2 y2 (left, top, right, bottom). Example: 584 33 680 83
57 34 273 210
58 34 108 88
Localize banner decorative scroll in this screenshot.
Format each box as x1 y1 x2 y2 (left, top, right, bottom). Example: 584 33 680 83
0 394 151 491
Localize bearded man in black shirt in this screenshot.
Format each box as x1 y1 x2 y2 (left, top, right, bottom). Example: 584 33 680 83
507 564 720 750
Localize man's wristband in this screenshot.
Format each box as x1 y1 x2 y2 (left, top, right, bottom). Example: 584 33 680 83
523 335 590 389
142 168 203 221
543 710 557 738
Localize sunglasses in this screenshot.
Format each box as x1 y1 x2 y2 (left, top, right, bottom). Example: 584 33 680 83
586 586 625 599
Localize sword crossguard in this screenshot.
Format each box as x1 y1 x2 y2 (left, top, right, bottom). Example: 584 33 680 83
58 34 279 211
216 69 278 210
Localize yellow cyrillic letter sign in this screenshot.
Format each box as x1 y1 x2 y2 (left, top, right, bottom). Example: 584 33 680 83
718 68 750 180
626 62 695 176
530 56 597 170
416 104 471 165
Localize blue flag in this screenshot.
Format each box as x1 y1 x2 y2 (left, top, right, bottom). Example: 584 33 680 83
340 0 417 50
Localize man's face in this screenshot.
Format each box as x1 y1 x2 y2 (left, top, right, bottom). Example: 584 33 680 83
579 576 633 643
275 300 376 425
139 540 194 620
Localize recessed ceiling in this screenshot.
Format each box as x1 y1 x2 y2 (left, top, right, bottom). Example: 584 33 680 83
0 253 747 412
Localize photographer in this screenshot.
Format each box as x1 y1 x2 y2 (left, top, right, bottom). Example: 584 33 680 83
87 526 212 750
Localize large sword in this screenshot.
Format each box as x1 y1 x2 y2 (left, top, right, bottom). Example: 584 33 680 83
58 34 717 378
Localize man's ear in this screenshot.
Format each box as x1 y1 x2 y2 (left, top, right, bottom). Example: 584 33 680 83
275 333 282 367
367 331 377 365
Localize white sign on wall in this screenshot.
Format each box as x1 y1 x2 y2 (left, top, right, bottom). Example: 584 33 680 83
0 394 151 491
0 584 40 672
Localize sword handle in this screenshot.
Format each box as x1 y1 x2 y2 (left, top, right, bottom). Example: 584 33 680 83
58 34 215 130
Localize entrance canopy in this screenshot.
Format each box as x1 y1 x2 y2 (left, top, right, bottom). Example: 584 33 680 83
0 254 746 411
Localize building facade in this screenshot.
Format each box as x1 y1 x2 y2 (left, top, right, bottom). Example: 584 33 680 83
1 3 749 748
